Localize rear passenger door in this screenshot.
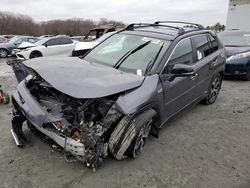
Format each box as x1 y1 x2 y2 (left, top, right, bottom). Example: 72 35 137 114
191 34 220 99
59 38 75 56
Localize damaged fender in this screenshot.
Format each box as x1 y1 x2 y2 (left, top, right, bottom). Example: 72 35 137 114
115 74 160 114
108 75 160 159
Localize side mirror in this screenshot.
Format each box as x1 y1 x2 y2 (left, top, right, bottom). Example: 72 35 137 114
170 64 195 77
44 44 48 47
161 64 196 81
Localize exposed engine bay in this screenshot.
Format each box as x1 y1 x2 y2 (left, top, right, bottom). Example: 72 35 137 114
15 74 123 168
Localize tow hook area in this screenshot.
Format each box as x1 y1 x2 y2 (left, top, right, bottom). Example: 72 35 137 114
11 108 28 147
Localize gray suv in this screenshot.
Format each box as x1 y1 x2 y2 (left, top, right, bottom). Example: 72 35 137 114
10 21 226 169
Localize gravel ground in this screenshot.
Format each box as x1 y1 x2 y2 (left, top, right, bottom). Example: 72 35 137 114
0 58 249 188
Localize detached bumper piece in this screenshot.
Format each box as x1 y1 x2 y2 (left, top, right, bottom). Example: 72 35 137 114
11 107 29 147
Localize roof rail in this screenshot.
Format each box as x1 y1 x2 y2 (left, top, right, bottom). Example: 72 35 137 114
126 23 185 35
154 21 204 30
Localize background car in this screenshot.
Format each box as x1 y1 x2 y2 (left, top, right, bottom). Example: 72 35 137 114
73 31 116 56
0 36 39 58
0 36 9 43
16 36 75 59
82 24 123 41
70 36 84 42
218 31 250 80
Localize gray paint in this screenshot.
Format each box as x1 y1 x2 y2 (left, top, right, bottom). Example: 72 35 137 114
115 75 159 114
23 57 144 98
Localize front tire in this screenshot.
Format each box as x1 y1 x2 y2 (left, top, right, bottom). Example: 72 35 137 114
108 109 156 160
204 73 222 105
0 49 8 58
29 51 42 59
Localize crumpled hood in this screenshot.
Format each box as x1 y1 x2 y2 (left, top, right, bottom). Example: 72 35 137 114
18 42 36 49
23 57 144 98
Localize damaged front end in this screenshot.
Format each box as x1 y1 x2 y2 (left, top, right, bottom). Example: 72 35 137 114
11 74 125 168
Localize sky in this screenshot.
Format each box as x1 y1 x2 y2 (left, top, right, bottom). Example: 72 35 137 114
0 0 229 26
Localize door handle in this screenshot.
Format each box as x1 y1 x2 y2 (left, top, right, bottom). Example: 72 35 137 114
190 73 198 80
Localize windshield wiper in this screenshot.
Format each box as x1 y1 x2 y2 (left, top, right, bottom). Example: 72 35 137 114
144 42 164 76
113 40 151 69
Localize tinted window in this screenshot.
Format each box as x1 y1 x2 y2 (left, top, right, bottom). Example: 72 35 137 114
60 38 73 44
208 35 219 51
167 38 193 69
192 35 212 60
45 38 61 46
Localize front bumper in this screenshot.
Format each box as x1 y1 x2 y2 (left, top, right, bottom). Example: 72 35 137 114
11 49 21 56
11 79 85 157
225 63 248 76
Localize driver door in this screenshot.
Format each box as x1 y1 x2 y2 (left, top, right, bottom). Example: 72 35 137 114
161 38 197 119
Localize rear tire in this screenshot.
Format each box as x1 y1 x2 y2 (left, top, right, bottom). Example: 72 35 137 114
0 49 8 58
30 51 42 59
204 73 222 105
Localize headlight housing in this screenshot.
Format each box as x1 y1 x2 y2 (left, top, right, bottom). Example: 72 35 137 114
227 51 250 61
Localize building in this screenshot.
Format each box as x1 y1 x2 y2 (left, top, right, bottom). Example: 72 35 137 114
226 0 250 30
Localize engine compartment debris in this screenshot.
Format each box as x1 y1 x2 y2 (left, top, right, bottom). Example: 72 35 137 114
17 75 123 168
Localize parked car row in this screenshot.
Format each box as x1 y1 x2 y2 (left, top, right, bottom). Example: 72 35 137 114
0 36 39 58
0 26 121 59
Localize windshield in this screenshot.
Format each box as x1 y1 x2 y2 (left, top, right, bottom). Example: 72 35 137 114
9 36 22 43
218 32 250 46
84 33 170 74
34 38 50 45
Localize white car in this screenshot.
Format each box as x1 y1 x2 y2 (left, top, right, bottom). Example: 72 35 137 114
16 36 75 59
73 31 116 56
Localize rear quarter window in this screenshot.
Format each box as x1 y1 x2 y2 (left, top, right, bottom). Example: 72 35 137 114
45 38 61 46
208 34 219 52
60 38 73 44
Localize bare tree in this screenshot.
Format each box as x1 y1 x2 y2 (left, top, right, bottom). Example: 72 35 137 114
0 11 125 36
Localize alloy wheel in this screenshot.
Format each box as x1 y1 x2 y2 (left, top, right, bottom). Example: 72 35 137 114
0 49 7 58
208 76 221 103
132 119 152 158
